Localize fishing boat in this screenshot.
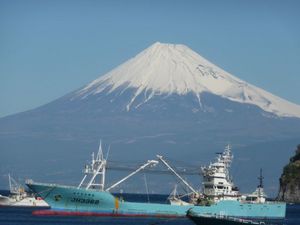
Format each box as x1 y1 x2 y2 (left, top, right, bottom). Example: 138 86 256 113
0 174 48 207
26 144 286 219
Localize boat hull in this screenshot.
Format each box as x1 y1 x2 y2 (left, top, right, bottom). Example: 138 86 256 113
0 195 11 206
0 195 49 207
27 182 286 219
187 214 259 225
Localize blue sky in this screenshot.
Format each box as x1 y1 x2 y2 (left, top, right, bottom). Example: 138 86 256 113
1 0 300 118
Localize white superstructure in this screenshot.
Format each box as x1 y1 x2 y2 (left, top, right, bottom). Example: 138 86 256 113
244 169 267 203
201 145 240 201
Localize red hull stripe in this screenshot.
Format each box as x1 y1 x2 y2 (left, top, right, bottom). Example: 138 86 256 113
32 210 184 218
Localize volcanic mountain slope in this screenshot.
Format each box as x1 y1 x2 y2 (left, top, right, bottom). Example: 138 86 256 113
75 42 300 117
1 42 300 194
4 42 298 143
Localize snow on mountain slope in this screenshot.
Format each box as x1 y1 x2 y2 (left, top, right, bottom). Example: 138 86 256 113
75 42 300 118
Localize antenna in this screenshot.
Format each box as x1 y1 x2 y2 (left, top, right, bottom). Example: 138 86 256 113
258 168 264 188
92 152 95 163
105 144 111 161
8 173 12 192
97 139 104 160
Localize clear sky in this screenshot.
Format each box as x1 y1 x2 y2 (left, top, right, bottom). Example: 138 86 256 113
1 0 300 118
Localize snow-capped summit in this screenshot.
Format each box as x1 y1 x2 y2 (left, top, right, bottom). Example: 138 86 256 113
75 42 300 118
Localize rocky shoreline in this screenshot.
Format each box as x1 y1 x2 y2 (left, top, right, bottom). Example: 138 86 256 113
277 145 300 203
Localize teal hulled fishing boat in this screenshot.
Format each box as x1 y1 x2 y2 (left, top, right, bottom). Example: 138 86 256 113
26 144 286 220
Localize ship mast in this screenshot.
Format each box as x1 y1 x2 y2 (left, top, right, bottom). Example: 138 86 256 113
8 174 22 194
78 140 107 191
8 173 12 193
257 168 264 200
78 141 158 192
258 168 264 188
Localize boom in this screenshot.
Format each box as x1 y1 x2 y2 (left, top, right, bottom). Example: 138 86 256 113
156 155 198 195
106 160 158 192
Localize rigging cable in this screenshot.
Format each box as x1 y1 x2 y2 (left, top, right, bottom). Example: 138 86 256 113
143 173 150 203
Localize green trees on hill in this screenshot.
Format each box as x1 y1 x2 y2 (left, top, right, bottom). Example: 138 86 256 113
282 145 300 183
290 145 300 162
278 145 300 202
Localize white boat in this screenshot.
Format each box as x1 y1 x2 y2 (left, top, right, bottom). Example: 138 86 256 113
0 174 49 207
242 169 267 203
168 185 193 206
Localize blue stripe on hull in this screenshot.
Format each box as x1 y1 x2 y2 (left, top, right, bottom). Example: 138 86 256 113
27 183 286 219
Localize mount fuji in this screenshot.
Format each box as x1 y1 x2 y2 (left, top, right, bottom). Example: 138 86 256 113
1 42 300 194
75 42 300 118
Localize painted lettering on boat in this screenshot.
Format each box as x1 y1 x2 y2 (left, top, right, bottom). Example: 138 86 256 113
70 198 100 205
